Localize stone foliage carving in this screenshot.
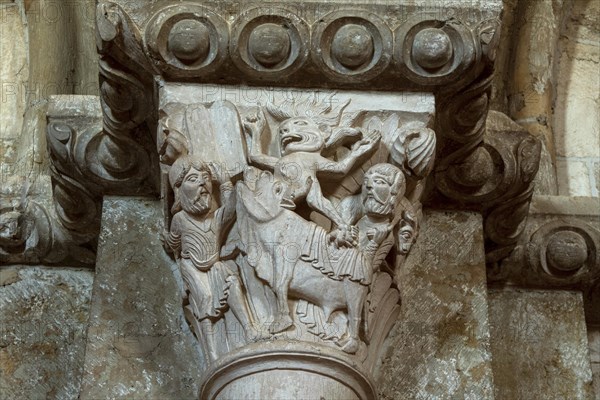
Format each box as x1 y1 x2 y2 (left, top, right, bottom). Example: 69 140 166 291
93 0 535 267
86 2 534 271
0 181 54 264
159 90 435 393
1 96 108 266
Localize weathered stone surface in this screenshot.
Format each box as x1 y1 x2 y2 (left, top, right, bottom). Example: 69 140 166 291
80 197 202 399
376 210 494 399
553 0 600 197
490 0 518 114
0 266 93 399
498 0 579 198
492 195 600 288
0 2 28 176
26 0 98 101
589 327 600 399
556 158 593 197
488 288 594 400
594 162 600 197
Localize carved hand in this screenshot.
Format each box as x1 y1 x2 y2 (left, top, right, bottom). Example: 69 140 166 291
351 134 381 158
208 162 230 185
330 224 358 248
367 225 391 245
243 110 266 139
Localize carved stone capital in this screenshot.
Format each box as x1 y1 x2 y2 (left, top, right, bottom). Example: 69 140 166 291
90 2 538 272
18 1 538 397
157 85 435 397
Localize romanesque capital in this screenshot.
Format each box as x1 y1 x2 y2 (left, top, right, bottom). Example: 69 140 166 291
29 1 553 398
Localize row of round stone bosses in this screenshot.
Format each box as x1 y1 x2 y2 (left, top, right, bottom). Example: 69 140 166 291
167 17 454 72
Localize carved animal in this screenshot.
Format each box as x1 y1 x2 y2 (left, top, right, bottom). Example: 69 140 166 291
235 169 371 353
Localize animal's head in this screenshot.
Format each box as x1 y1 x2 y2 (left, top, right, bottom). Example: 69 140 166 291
253 170 295 211
238 169 295 222
278 117 326 155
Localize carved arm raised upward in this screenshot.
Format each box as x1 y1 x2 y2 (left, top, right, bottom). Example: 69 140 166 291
318 136 381 178
243 113 278 171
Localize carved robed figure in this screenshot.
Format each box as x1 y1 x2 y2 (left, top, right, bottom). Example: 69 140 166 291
158 92 435 397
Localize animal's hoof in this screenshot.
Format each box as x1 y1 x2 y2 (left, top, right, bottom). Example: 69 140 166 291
269 315 293 334
339 338 359 354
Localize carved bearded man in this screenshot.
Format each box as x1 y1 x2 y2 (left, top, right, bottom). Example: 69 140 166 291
167 157 255 361
359 163 405 238
338 163 407 269
316 163 406 287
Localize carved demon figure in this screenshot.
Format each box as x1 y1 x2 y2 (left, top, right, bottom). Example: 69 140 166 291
160 96 432 362
244 102 380 247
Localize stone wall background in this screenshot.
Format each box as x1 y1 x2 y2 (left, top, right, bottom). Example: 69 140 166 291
0 0 598 398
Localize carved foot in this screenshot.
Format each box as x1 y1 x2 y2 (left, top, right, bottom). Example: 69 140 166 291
269 315 293 334
338 337 360 354
245 325 271 342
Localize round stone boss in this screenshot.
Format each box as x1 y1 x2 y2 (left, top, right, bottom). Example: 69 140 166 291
546 230 589 272
529 221 599 283
168 19 211 63
412 27 454 70
312 11 392 82
230 8 309 79
394 18 476 86
145 5 228 77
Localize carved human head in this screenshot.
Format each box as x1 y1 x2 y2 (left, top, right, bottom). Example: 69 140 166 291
278 117 326 155
362 163 406 217
170 157 213 216
397 211 417 255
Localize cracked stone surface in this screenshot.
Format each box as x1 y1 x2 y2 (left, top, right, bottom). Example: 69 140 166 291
488 288 594 400
79 197 202 400
375 210 494 400
0 266 93 399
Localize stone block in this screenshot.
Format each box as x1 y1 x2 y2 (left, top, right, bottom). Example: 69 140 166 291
594 161 600 197
0 266 93 399
556 159 592 197
488 288 594 400
79 197 202 399
375 210 494 399
589 328 600 400
0 3 28 144
554 0 600 160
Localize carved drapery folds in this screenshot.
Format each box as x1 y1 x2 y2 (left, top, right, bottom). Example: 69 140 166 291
87 1 530 272
12 0 556 397
157 86 435 396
